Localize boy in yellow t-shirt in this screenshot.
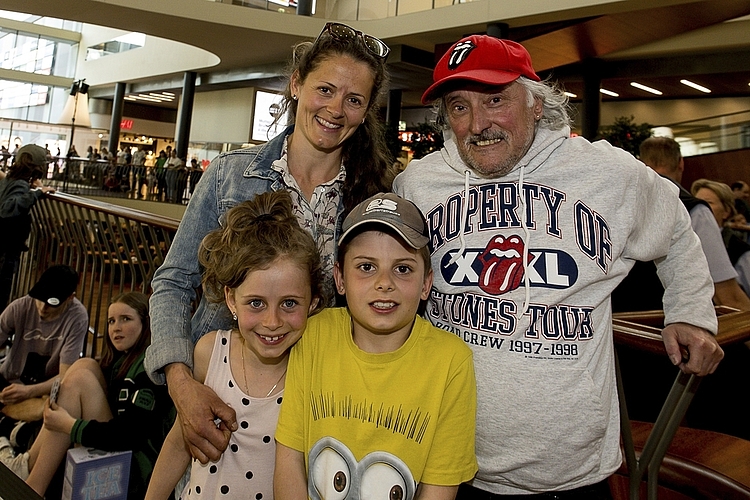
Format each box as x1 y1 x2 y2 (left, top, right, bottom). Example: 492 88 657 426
275 193 477 500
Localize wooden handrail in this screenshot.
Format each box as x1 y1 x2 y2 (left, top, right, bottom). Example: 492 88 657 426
613 308 750 353
44 191 181 230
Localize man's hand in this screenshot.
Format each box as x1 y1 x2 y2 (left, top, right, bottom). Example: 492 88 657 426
662 323 723 376
165 363 237 464
0 383 33 405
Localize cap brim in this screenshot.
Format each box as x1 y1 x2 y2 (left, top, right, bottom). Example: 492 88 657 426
339 220 429 250
421 70 526 104
28 291 63 307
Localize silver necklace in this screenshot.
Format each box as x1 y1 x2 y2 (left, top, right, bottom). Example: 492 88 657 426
239 335 287 397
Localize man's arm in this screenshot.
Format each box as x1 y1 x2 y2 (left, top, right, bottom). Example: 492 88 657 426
626 171 722 372
650 202 718 335
274 442 307 500
655 218 722 372
0 363 69 404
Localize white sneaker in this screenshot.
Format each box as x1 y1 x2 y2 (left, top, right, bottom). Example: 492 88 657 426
9 420 26 448
0 436 14 461
0 449 30 480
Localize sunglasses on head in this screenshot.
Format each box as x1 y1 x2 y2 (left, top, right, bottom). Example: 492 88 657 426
316 22 390 59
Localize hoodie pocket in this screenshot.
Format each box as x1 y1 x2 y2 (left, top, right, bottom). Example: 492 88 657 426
476 362 609 491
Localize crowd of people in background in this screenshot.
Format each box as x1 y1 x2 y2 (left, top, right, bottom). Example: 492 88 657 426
1 142 206 204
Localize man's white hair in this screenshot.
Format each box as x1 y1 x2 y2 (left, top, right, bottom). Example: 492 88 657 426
516 76 571 131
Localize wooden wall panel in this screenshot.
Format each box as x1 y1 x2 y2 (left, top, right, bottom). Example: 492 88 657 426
682 148 750 191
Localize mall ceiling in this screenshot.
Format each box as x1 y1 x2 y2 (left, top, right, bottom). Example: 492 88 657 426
4 0 750 109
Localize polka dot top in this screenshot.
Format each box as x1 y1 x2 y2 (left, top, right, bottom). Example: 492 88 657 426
180 330 281 500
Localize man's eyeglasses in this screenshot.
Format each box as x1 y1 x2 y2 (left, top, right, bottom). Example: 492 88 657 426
316 22 390 59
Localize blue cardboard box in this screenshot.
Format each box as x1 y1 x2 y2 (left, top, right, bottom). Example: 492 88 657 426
62 447 131 500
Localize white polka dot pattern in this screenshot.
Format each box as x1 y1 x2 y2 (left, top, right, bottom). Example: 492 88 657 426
180 330 281 500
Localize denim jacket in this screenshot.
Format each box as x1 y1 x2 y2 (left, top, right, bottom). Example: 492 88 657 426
145 126 346 384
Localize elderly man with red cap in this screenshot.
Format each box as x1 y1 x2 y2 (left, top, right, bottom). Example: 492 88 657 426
394 35 723 499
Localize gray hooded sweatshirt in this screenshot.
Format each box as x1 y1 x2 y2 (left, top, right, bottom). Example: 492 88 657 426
393 125 716 494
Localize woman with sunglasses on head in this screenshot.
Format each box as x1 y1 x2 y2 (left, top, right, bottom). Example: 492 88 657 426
146 22 396 465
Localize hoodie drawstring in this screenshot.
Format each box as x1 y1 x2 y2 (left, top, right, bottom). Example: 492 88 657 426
516 163 531 318
447 169 471 267
447 166 531 318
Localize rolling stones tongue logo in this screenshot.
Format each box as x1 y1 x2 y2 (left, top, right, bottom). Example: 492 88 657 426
478 235 525 295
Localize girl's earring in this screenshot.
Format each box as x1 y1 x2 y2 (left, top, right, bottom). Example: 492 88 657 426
232 311 237 321
292 94 298 101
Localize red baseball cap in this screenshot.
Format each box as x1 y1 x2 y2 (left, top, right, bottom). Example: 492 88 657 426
421 35 540 104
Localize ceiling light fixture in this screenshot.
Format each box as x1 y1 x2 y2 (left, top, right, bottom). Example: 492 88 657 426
136 94 165 102
600 88 619 97
564 91 577 98
630 82 663 95
680 79 711 93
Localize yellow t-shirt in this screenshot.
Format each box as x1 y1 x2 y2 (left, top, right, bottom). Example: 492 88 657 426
276 308 477 498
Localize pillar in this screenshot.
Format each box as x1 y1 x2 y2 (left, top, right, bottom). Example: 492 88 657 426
108 82 126 155
581 61 602 141
387 89 402 134
487 23 509 39
175 71 197 160
296 0 313 16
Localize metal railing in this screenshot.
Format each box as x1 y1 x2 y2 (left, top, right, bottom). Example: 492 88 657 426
14 192 180 359
665 109 750 157
39 157 204 205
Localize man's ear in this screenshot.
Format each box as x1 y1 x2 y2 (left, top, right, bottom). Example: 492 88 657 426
533 96 543 118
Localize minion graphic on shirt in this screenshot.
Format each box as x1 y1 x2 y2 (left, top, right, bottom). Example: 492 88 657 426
308 437 417 500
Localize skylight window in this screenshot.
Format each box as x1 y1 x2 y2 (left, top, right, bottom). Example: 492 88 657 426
86 32 145 61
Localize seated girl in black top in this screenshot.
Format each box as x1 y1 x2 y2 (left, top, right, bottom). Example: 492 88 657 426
2 292 175 500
